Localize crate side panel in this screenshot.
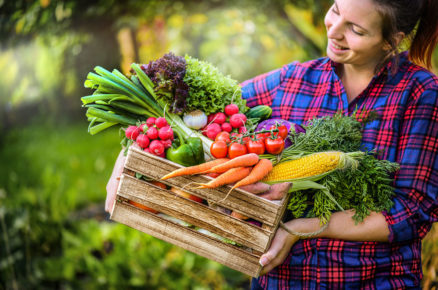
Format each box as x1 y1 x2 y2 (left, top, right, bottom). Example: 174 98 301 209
118 174 271 252
110 201 262 277
125 147 280 225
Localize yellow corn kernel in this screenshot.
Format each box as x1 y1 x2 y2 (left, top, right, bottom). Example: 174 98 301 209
263 151 343 182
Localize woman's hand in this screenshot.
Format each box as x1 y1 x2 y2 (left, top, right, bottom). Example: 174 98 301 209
259 220 300 275
105 149 126 213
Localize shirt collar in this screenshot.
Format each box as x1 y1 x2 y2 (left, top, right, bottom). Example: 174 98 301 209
326 51 409 82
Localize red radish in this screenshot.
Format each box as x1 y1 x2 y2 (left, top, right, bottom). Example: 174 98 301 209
155 117 168 129
159 151 166 158
136 134 150 149
225 104 239 116
207 113 216 124
158 126 174 140
125 126 141 140
149 140 165 156
146 117 156 127
139 123 148 132
229 113 247 128
203 123 222 140
221 122 232 132
161 139 172 149
147 126 159 139
213 112 226 124
239 126 247 133
144 148 150 153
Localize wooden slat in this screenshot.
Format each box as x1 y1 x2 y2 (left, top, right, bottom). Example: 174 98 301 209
110 201 263 277
118 174 272 252
125 147 280 225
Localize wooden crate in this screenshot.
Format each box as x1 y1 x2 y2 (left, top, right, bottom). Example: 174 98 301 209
110 146 290 277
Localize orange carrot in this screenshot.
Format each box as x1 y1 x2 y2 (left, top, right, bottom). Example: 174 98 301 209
161 158 229 180
231 159 273 190
203 153 259 174
194 167 252 189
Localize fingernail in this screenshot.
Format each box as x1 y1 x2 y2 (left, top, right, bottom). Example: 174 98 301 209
259 256 269 267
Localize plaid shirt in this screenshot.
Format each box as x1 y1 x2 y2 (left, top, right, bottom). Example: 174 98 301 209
241 52 438 289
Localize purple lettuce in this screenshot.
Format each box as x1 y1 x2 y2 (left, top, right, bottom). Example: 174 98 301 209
141 52 189 114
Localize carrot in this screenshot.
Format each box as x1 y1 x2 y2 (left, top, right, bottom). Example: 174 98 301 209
203 153 259 174
161 158 229 180
231 159 273 190
194 167 252 189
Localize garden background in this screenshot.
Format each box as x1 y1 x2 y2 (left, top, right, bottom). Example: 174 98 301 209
1 0 437 289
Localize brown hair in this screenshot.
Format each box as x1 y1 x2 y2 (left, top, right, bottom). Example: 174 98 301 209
374 0 438 70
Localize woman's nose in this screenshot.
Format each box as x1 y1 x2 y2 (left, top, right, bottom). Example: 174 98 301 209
327 19 344 40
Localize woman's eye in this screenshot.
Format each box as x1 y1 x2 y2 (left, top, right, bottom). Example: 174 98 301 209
332 7 339 14
352 27 364 36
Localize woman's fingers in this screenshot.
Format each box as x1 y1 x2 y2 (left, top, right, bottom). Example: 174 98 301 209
105 150 126 213
259 223 299 276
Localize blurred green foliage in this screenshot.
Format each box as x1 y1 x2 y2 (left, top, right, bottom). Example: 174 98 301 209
1 0 438 289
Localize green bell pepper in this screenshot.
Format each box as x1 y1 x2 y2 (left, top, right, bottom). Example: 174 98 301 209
187 137 205 164
165 131 205 167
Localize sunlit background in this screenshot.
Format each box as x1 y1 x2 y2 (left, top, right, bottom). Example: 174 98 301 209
1 0 437 289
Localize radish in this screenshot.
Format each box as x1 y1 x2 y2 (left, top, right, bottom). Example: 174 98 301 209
161 139 172 149
213 112 226 124
221 122 232 133
149 140 165 156
146 117 156 127
239 126 247 133
207 113 216 124
125 125 141 140
139 123 148 133
229 113 247 128
158 126 174 140
155 117 168 129
136 134 150 149
147 126 159 140
203 123 222 140
225 104 239 116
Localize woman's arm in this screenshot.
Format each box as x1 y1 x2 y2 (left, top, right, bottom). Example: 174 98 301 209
259 210 390 275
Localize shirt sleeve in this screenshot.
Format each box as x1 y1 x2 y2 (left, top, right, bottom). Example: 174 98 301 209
383 78 438 243
240 64 291 108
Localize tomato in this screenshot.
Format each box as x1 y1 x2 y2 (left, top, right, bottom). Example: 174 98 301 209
228 142 248 159
210 140 228 158
270 125 288 140
256 132 271 141
246 139 265 155
215 131 231 143
265 137 285 155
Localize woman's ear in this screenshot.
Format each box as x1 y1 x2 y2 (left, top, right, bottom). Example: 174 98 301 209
383 31 405 52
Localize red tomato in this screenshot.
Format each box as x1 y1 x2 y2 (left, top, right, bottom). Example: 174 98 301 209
256 132 271 141
270 125 288 140
246 139 265 155
265 137 285 155
228 142 248 159
215 131 231 143
210 140 228 158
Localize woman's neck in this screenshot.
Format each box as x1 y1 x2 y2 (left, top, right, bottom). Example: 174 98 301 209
338 64 376 103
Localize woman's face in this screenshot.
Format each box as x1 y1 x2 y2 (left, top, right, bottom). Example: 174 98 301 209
324 0 388 70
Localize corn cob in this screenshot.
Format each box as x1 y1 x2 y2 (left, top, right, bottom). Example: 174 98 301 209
262 151 358 182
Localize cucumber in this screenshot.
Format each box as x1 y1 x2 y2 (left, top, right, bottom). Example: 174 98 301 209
245 105 272 120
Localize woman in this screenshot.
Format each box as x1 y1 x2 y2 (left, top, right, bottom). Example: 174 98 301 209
106 0 438 288
244 0 438 289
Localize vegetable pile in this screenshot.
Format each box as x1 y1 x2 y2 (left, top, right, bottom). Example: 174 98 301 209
81 52 399 227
